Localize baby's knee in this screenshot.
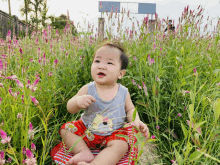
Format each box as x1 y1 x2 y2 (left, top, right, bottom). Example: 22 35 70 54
107 140 129 152
60 129 69 138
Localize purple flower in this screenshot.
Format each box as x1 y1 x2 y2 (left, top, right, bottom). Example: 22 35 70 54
30 96 39 106
151 135 156 139
178 113 182 117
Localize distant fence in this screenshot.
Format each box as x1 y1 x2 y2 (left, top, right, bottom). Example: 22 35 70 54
0 9 33 39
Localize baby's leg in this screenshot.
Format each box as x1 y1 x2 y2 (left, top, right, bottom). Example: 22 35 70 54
60 129 94 165
78 140 128 165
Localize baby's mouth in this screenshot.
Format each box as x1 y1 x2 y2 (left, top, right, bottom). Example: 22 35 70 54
97 72 106 76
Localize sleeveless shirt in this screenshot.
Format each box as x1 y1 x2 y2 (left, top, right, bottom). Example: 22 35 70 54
81 81 128 136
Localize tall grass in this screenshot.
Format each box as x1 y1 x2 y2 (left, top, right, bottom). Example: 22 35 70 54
0 4 220 165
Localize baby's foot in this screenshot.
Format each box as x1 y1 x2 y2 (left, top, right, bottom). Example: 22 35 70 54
67 149 94 165
77 161 96 165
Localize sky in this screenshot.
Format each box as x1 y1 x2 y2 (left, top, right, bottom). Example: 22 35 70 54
0 0 220 36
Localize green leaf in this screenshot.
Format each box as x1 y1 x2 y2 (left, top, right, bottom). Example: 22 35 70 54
181 122 188 139
193 121 206 135
198 151 220 163
189 151 203 161
132 107 137 122
116 134 129 140
213 98 220 123
174 148 183 164
213 69 220 74
68 136 84 152
185 142 192 157
189 104 194 120
190 91 195 104
181 46 184 55
172 142 179 148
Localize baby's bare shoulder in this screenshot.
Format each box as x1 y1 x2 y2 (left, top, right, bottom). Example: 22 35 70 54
76 84 88 96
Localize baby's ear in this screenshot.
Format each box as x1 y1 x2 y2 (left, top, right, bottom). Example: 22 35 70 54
118 70 126 79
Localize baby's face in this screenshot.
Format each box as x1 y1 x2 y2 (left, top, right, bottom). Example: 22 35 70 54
91 46 122 85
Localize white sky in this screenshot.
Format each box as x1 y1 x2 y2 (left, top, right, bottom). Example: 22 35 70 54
0 0 220 36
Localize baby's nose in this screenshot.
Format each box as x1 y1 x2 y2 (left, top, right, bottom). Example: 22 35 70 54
98 63 106 69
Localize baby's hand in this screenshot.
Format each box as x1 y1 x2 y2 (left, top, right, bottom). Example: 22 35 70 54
131 120 149 138
76 95 96 109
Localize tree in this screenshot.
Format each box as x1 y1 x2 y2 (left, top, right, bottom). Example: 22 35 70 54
29 0 44 27
19 0 32 23
40 0 49 27
2 0 11 15
49 14 78 35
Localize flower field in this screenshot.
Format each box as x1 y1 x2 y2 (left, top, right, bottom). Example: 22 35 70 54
0 4 220 165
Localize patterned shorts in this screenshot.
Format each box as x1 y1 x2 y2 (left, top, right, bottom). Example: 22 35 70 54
59 119 136 150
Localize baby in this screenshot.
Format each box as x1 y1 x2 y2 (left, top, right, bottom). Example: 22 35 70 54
60 41 149 165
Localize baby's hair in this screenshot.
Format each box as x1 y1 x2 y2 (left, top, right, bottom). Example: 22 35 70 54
93 39 129 70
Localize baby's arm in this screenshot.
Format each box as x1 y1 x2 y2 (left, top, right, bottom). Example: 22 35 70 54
67 84 88 114
125 91 140 123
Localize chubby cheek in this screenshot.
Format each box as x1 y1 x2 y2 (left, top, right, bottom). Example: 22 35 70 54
91 65 96 78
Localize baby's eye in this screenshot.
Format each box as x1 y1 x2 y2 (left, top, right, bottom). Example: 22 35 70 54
108 62 113 65
95 60 100 63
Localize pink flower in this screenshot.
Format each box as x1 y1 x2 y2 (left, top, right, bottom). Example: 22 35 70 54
0 83 3 87
171 160 176 163
30 96 39 106
0 129 11 144
142 82 148 97
0 151 5 165
48 72 53 77
7 157 11 163
33 77 40 86
15 79 24 88
29 59 33 62
22 147 26 154
179 65 182 69
156 77 160 82
54 59 58 65
6 75 18 80
148 55 155 66
31 143 36 151
137 84 142 89
156 126 160 129
17 113 22 119
0 98 2 105
19 47 23 54
178 113 182 117
25 149 37 165
193 68 198 76
29 122 33 130
132 79 136 85
216 83 220 86
133 56 137 60
28 122 34 140
151 135 156 139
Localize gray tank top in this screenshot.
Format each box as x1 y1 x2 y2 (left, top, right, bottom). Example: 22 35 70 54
81 81 128 136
